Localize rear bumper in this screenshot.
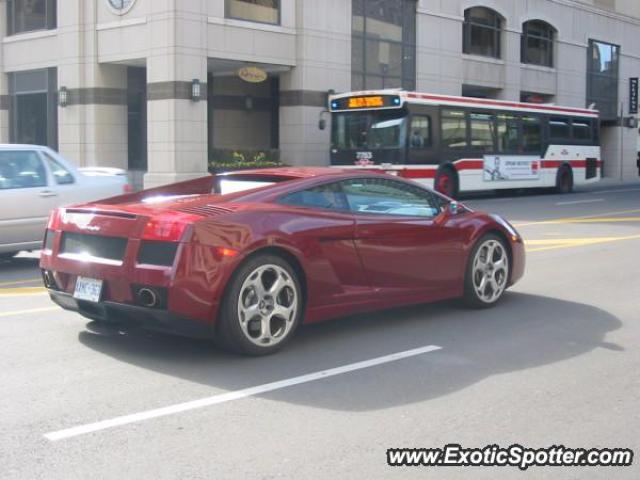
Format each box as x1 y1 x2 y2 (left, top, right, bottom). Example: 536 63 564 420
48 289 215 339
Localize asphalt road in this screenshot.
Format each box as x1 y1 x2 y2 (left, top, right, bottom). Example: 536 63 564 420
1 183 639 480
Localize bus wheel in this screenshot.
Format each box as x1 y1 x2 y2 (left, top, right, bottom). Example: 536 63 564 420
435 167 459 198
555 165 574 194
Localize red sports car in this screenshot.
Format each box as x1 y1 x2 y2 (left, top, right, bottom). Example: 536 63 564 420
40 168 525 355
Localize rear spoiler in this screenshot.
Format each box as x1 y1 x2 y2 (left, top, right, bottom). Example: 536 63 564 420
97 175 216 205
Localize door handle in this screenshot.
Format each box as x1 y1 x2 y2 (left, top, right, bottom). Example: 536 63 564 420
39 190 58 198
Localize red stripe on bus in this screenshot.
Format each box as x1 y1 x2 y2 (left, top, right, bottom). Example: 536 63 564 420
406 93 597 116
394 158 601 180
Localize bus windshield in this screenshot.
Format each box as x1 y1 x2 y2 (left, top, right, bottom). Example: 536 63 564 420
331 110 407 150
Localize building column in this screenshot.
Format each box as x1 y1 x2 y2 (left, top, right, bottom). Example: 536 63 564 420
0 4 10 143
57 0 128 168
144 1 208 189
278 0 351 167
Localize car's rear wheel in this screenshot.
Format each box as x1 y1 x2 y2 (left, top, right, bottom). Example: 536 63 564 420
217 254 302 355
463 234 510 308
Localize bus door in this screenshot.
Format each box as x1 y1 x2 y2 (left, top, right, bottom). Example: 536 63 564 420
407 106 440 166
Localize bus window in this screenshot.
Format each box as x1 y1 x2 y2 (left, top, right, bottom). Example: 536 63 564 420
572 119 592 142
522 116 542 153
442 110 468 149
497 114 519 152
331 110 407 150
409 116 431 149
469 112 495 152
549 117 571 141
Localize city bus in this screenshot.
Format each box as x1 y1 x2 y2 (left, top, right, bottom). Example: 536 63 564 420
328 90 602 197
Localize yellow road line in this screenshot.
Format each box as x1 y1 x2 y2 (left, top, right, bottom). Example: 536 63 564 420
514 208 640 227
0 278 41 287
526 234 640 253
0 306 60 318
0 287 46 295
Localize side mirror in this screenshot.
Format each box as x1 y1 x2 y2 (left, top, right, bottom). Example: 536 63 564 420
318 118 327 131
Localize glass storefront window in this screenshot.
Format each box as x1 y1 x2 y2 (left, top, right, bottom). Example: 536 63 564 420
226 0 280 25
587 40 620 121
352 0 416 90
7 0 56 35
9 68 58 150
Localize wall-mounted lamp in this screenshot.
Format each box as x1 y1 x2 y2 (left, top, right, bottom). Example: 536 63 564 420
244 95 254 111
191 79 201 102
58 86 69 108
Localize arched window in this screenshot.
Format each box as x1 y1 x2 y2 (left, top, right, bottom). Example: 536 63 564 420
521 20 556 67
463 7 503 59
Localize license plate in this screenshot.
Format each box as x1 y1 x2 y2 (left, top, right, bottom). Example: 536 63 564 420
73 277 103 302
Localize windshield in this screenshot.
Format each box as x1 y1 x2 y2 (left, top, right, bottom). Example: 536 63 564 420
331 109 408 150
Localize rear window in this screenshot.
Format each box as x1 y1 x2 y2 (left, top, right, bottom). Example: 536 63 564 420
214 174 293 195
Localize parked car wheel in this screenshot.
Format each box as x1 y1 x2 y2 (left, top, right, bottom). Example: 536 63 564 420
217 254 302 355
463 234 511 308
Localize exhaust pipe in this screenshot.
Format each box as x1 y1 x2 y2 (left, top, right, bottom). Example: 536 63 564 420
138 288 159 308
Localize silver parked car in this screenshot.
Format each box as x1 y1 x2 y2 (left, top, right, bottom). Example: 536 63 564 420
0 145 130 259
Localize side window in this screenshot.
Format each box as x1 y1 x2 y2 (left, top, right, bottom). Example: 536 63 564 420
497 114 520 152
572 119 592 142
341 178 440 218
469 112 496 152
522 116 542 153
0 151 47 190
442 109 468 149
549 116 571 141
409 115 431 149
279 182 348 211
43 152 74 185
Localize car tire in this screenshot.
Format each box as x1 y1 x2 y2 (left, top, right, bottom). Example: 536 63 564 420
463 234 511 309
216 254 303 356
435 166 459 199
555 165 574 194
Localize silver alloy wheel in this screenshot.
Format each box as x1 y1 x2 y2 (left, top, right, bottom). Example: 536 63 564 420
237 264 298 347
472 239 509 304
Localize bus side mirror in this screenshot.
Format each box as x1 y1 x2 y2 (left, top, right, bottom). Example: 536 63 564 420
318 118 327 131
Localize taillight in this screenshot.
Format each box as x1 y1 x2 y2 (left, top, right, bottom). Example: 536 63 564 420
47 209 62 230
141 213 201 242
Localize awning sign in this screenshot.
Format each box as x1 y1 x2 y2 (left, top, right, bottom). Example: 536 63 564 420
238 66 268 83
483 156 541 182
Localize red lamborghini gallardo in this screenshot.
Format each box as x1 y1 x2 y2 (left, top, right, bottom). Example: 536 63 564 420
40 168 525 355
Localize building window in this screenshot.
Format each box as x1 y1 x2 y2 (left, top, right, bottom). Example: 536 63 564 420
352 0 417 90
521 20 555 67
587 39 620 121
8 68 58 150
7 0 56 35
226 0 280 25
463 7 502 59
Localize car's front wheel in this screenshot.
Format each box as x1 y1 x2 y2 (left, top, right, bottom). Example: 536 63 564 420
217 254 302 355
463 234 510 308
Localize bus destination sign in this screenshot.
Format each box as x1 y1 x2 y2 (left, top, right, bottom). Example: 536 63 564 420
330 95 402 111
